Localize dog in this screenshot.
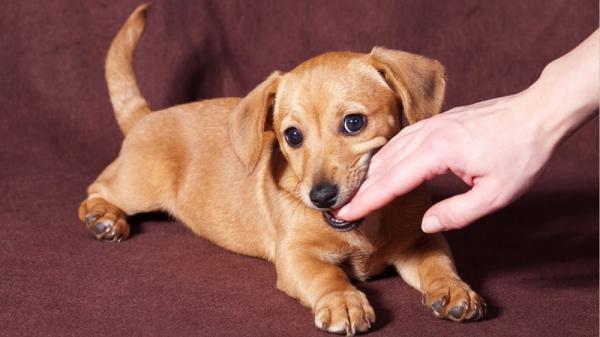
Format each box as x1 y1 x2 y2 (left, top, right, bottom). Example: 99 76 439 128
79 4 486 335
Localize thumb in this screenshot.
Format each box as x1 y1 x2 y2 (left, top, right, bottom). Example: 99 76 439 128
421 181 500 233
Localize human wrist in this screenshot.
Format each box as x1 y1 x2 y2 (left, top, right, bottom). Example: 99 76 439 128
523 59 597 152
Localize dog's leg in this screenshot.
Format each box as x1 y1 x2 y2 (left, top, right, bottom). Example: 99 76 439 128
393 234 486 322
79 158 164 242
276 248 375 336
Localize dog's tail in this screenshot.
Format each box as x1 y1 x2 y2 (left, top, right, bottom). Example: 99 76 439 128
105 3 152 135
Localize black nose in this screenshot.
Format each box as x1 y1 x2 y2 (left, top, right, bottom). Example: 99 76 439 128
309 183 338 209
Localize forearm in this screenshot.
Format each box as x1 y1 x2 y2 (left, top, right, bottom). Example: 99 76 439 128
528 29 599 149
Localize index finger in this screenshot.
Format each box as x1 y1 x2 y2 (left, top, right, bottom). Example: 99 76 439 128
337 149 441 220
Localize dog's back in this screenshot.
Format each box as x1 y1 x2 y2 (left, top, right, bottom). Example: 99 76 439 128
90 4 280 258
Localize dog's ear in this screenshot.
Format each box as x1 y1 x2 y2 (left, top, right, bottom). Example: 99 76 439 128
228 71 282 173
369 47 446 124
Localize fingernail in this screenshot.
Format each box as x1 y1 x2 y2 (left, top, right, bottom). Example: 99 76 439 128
421 216 441 233
337 205 350 218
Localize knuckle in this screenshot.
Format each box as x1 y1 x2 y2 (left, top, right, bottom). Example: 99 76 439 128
424 134 450 154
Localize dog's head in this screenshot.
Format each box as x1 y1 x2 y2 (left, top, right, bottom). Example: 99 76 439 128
229 47 446 231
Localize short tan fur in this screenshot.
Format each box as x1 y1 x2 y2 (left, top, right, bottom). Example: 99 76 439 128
79 5 485 335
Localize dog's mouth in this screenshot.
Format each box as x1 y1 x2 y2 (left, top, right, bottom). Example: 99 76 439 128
313 138 387 232
323 211 363 232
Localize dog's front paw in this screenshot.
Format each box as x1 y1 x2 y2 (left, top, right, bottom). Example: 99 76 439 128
423 277 486 322
79 198 130 242
313 289 375 336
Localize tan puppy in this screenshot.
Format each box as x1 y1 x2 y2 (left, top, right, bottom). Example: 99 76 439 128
79 4 485 335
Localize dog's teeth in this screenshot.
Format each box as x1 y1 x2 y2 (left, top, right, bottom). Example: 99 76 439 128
332 217 345 224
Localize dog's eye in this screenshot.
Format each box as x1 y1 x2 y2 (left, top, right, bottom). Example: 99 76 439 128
342 114 367 135
284 127 303 148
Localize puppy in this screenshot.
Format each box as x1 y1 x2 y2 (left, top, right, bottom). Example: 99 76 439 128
79 4 485 335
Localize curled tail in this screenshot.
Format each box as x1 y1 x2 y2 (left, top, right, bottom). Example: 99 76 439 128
105 3 152 135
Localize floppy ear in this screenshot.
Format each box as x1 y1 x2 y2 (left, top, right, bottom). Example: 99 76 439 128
228 71 281 173
369 47 446 124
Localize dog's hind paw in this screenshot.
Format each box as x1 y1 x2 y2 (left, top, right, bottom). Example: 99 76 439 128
314 289 375 336
78 198 130 242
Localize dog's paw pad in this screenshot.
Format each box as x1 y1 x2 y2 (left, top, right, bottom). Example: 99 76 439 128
94 222 107 235
423 278 486 322
314 289 375 336
431 296 448 316
86 215 128 242
448 304 465 319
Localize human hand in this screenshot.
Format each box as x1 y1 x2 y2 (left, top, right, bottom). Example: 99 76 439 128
336 29 599 232
337 92 554 232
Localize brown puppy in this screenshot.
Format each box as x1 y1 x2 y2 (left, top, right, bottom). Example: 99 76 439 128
79 4 485 335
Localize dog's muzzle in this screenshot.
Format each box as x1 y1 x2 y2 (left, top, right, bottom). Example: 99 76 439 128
317 136 387 232
323 211 363 231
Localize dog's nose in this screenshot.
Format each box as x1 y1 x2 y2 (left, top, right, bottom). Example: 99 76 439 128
309 183 338 209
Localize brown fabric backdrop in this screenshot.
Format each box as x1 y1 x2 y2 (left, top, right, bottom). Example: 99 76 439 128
1 1 597 336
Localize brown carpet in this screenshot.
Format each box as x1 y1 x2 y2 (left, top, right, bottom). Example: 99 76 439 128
1 1 597 336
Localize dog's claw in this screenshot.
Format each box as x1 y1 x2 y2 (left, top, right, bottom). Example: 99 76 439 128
104 227 116 240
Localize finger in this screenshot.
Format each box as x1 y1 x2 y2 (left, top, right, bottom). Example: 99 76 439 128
369 126 425 172
367 129 429 189
421 180 501 233
361 142 416 197
370 131 416 170
338 150 442 220
376 119 424 155
377 128 430 171
399 118 426 135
